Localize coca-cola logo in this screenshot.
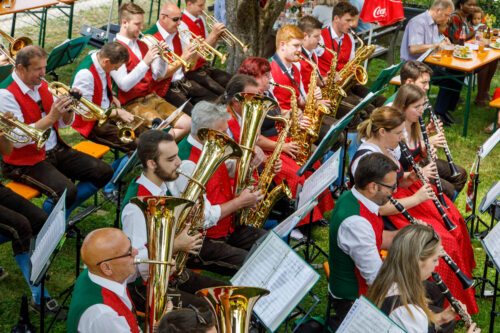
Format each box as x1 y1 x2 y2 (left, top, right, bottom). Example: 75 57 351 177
373 6 387 18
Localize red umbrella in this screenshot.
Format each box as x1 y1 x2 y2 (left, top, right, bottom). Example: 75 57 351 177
360 0 404 26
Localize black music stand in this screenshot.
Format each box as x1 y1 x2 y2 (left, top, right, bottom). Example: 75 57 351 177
465 129 500 237
111 149 140 228
30 191 67 333
46 36 91 81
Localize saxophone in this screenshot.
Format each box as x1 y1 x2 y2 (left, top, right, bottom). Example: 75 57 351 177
321 44 346 118
269 81 300 140
297 54 330 166
240 115 293 228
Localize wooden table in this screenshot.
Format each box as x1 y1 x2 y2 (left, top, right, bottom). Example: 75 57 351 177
0 0 59 48
425 47 500 137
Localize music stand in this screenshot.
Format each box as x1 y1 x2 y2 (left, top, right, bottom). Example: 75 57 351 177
46 36 91 81
369 61 404 93
30 191 67 333
465 128 500 237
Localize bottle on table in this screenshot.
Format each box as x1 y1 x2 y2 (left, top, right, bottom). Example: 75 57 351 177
458 24 466 46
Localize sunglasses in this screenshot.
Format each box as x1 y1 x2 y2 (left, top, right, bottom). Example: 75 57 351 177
96 239 133 266
425 227 441 247
188 304 208 325
375 181 398 192
161 13 182 22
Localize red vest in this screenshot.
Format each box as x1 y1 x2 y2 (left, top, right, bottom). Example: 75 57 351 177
270 60 301 111
187 145 235 239
299 51 318 93
72 64 113 138
149 30 179 97
318 27 353 75
116 39 154 105
181 13 207 70
101 288 139 333
3 79 55 166
355 202 383 296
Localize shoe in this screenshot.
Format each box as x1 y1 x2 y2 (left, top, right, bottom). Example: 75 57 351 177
29 298 67 321
103 190 119 204
444 111 455 122
0 267 8 281
290 229 305 241
437 113 453 126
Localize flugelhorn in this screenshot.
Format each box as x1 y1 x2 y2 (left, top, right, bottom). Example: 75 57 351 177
0 29 32 57
202 10 249 53
139 33 191 70
196 286 269 333
0 113 50 149
179 29 227 64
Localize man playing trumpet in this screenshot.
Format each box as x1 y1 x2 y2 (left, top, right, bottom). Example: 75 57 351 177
113 3 191 140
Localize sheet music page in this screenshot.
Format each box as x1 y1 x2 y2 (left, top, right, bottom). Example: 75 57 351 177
231 232 319 332
479 128 500 159
31 193 67 284
337 297 407 333
273 200 317 238
298 149 340 209
482 222 500 272
479 181 499 213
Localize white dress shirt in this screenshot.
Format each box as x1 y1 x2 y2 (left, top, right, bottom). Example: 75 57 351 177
350 142 400 179
77 272 141 333
121 172 221 280
316 26 355 62
387 283 428 333
155 22 188 82
72 51 111 109
0 71 73 151
110 34 167 92
335 187 382 291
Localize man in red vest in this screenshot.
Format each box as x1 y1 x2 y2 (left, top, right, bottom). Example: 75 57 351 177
181 0 232 95
67 228 140 333
178 101 267 276
297 16 324 93
145 2 218 115
0 45 113 216
112 3 191 140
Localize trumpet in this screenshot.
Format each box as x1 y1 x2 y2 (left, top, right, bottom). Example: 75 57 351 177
139 33 191 70
179 29 227 64
115 111 145 144
0 29 32 57
202 10 249 53
0 112 50 149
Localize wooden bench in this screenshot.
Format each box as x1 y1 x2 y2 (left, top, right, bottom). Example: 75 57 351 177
489 97 500 109
390 75 401 86
5 181 41 200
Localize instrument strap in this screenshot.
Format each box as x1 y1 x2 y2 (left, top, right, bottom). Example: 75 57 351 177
272 53 306 100
328 27 343 53
301 47 325 85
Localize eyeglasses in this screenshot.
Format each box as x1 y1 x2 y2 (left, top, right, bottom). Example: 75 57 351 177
375 181 398 192
161 13 182 22
96 240 133 266
188 304 208 325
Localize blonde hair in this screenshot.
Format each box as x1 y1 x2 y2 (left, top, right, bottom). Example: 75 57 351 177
392 84 427 144
367 224 441 323
276 25 304 49
357 106 405 140
119 2 145 23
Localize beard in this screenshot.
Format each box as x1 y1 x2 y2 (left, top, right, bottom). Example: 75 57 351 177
154 166 179 182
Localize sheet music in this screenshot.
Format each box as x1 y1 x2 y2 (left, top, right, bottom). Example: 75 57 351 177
479 128 500 159
158 100 189 129
30 192 67 284
298 149 340 209
231 232 319 332
479 181 500 213
337 297 407 333
273 200 317 238
482 221 500 272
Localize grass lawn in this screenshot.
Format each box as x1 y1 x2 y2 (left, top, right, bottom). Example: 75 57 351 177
0 1 499 332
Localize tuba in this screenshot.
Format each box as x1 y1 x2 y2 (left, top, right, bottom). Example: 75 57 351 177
139 33 191 70
196 286 269 333
202 10 249 53
240 115 293 227
130 196 195 333
179 29 227 64
0 29 32 57
0 113 50 149
174 128 243 277
233 93 276 196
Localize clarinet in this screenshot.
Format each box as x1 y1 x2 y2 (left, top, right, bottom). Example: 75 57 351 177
418 116 448 208
432 272 474 327
389 197 475 290
399 141 457 232
425 102 461 179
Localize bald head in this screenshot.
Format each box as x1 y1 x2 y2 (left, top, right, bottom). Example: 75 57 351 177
159 3 183 34
162 2 181 15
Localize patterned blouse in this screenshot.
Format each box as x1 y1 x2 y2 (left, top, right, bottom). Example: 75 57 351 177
446 12 474 44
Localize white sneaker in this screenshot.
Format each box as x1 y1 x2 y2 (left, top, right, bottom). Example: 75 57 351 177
290 229 305 240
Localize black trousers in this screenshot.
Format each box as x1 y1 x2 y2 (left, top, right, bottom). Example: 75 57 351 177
436 158 467 197
88 121 148 153
1 143 113 208
187 225 267 276
184 65 232 96
0 185 48 254
164 78 218 116
431 67 464 116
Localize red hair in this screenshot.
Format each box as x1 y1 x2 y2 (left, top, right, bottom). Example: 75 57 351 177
237 57 271 78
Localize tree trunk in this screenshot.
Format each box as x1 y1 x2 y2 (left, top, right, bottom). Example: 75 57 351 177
224 0 286 73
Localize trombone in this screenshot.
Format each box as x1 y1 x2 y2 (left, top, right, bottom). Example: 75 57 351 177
139 33 192 70
0 29 32 57
0 44 15 66
202 10 249 53
179 29 227 64
0 113 50 149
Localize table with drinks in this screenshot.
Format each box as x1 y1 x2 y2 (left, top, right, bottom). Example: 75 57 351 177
424 29 500 137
